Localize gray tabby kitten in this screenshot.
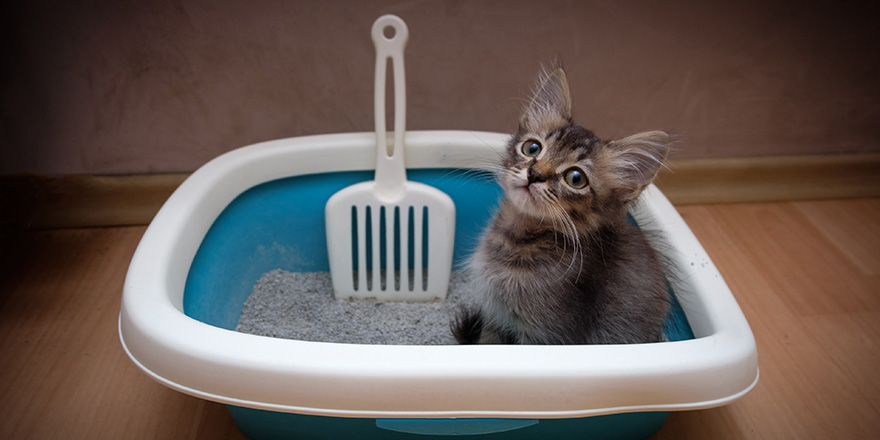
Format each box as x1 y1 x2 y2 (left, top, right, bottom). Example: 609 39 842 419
453 66 672 345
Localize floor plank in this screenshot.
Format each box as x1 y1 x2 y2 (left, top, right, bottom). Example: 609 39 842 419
0 227 247 439
659 200 880 438
792 199 880 276
1 199 878 439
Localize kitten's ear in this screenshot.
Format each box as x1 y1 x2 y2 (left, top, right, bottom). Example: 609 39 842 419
607 131 671 201
520 66 572 132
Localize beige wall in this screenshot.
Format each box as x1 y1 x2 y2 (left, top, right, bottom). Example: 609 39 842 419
2 0 878 175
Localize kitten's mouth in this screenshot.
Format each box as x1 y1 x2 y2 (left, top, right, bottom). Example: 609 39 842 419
505 175 546 216
513 183 546 212
518 184 539 201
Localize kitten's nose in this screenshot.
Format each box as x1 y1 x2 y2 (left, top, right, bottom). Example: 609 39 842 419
527 167 546 184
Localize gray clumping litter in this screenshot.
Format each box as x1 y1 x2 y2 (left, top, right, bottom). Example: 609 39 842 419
235 270 476 345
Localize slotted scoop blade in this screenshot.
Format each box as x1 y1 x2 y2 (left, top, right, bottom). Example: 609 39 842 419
325 15 455 302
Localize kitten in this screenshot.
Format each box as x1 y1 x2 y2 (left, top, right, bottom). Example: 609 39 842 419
453 66 672 345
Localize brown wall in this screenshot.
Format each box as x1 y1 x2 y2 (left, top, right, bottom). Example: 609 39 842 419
2 0 878 175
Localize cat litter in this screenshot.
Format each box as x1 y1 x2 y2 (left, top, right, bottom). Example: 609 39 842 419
235 270 475 345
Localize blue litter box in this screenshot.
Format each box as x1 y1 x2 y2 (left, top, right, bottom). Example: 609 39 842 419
119 130 758 439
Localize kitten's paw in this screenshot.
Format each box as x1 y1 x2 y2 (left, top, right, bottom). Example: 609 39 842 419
451 307 484 344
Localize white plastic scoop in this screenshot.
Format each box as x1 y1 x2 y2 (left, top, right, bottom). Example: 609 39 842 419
325 15 455 301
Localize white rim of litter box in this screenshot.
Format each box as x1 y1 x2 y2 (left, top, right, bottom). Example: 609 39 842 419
119 130 758 419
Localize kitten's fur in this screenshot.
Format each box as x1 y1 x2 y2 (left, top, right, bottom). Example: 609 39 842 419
453 66 672 345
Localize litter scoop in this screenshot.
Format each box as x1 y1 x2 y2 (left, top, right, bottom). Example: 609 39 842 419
325 15 456 301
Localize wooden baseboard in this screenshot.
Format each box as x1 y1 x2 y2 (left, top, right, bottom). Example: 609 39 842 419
1 173 188 230
656 153 880 205
2 153 878 230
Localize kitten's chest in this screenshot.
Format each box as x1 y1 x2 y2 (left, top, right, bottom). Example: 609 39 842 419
472 245 580 342
472 233 579 308
479 221 580 277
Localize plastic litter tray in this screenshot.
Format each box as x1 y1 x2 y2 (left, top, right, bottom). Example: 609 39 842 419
119 130 758 439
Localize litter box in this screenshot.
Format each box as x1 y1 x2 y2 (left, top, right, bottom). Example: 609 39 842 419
119 128 758 439
121 13 757 439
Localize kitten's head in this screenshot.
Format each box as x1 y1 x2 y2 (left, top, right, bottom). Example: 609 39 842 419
500 66 670 229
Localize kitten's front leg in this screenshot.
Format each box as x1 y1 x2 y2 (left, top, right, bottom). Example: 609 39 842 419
451 306 484 344
452 306 518 344
478 323 518 344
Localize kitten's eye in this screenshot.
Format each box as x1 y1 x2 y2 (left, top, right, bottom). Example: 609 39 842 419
521 140 542 157
564 168 588 189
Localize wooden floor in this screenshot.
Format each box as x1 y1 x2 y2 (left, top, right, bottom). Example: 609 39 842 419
1 199 878 439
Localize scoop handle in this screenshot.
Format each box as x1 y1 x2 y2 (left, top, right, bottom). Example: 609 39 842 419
372 15 408 200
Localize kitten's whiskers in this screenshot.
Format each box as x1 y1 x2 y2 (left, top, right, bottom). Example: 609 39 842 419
543 192 582 279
